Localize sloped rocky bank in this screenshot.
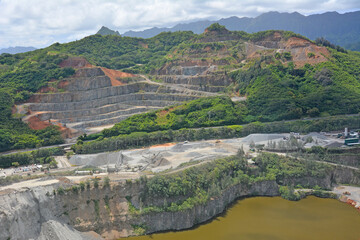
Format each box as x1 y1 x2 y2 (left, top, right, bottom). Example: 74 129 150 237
0 162 359 240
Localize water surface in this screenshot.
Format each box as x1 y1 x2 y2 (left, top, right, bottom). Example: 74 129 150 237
129 196 360 240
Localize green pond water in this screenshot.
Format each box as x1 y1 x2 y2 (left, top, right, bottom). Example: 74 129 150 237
129 196 360 240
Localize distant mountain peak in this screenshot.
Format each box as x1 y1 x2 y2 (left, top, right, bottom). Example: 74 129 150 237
0 46 37 54
121 10 360 51
96 26 120 36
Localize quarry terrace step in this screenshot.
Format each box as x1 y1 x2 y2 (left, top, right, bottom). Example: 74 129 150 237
165 84 226 93
157 74 231 87
66 113 147 130
47 106 160 124
30 81 210 104
35 103 139 119
63 75 112 91
121 100 182 107
28 93 200 112
30 82 160 103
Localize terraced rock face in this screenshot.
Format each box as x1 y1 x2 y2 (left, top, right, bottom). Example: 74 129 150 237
17 65 216 134
16 32 329 137
152 31 329 93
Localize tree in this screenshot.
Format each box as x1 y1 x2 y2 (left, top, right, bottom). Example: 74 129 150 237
12 162 19 168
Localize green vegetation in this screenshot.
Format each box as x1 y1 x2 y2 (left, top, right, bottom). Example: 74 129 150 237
131 224 147 235
230 50 360 121
0 174 42 186
0 114 64 152
73 112 360 155
127 152 333 215
0 31 195 152
292 146 360 168
103 176 110 188
93 199 100 219
315 37 347 53
0 147 64 168
100 96 245 137
48 31 195 73
0 51 72 152
206 23 227 32
92 177 100 188
96 26 120 36
279 186 303 201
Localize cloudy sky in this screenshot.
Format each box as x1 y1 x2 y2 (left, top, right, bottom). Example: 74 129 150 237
0 0 359 49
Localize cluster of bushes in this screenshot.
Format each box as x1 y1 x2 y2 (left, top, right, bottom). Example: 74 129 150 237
128 152 333 214
0 80 64 152
0 147 64 168
230 51 360 122
0 174 41 186
315 37 347 53
291 145 360 168
100 96 245 137
0 124 64 153
48 31 195 73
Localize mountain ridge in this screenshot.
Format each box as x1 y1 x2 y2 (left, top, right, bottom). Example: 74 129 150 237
0 46 37 54
122 11 360 50
96 26 120 36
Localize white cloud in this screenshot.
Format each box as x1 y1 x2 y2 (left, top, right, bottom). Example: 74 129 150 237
0 0 359 48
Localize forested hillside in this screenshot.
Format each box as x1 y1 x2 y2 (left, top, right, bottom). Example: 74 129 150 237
230 49 360 121
1 24 360 152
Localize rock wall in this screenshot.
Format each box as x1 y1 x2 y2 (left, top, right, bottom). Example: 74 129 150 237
0 183 64 240
332 166 360 186
1 164 359 240
137 181 278 233
281 166 360 189
20 67 214 131
159 74 230 87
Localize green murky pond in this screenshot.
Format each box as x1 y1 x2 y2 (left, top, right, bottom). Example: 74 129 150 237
129 196 360 240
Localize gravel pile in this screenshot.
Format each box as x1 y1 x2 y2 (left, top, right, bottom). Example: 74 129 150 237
170 142 213 152
241 134 285 144
186 152 204 158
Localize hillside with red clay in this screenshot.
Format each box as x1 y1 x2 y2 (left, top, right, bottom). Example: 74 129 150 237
15 30 338 137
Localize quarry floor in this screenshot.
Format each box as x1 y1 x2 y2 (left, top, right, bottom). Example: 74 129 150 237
1 132 346 191
0 132 358 240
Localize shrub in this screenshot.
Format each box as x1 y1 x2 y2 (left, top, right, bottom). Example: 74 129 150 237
57 187 65 195
103 176 110 188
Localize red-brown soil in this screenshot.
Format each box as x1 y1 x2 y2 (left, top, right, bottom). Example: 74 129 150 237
246 35 330 68
100 67 135 86
285 37 330 67
26 115 73 138
26 115 53 130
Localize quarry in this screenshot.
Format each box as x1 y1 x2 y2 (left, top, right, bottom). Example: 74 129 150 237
1 25 359 240
1 132 359 240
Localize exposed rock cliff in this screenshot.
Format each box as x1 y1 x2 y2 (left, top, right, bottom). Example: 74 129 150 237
18 66 215 133
0 163 358 239
137 181 278 233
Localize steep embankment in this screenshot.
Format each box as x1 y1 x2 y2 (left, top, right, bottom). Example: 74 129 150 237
1 153 359 240
0 181 102 240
